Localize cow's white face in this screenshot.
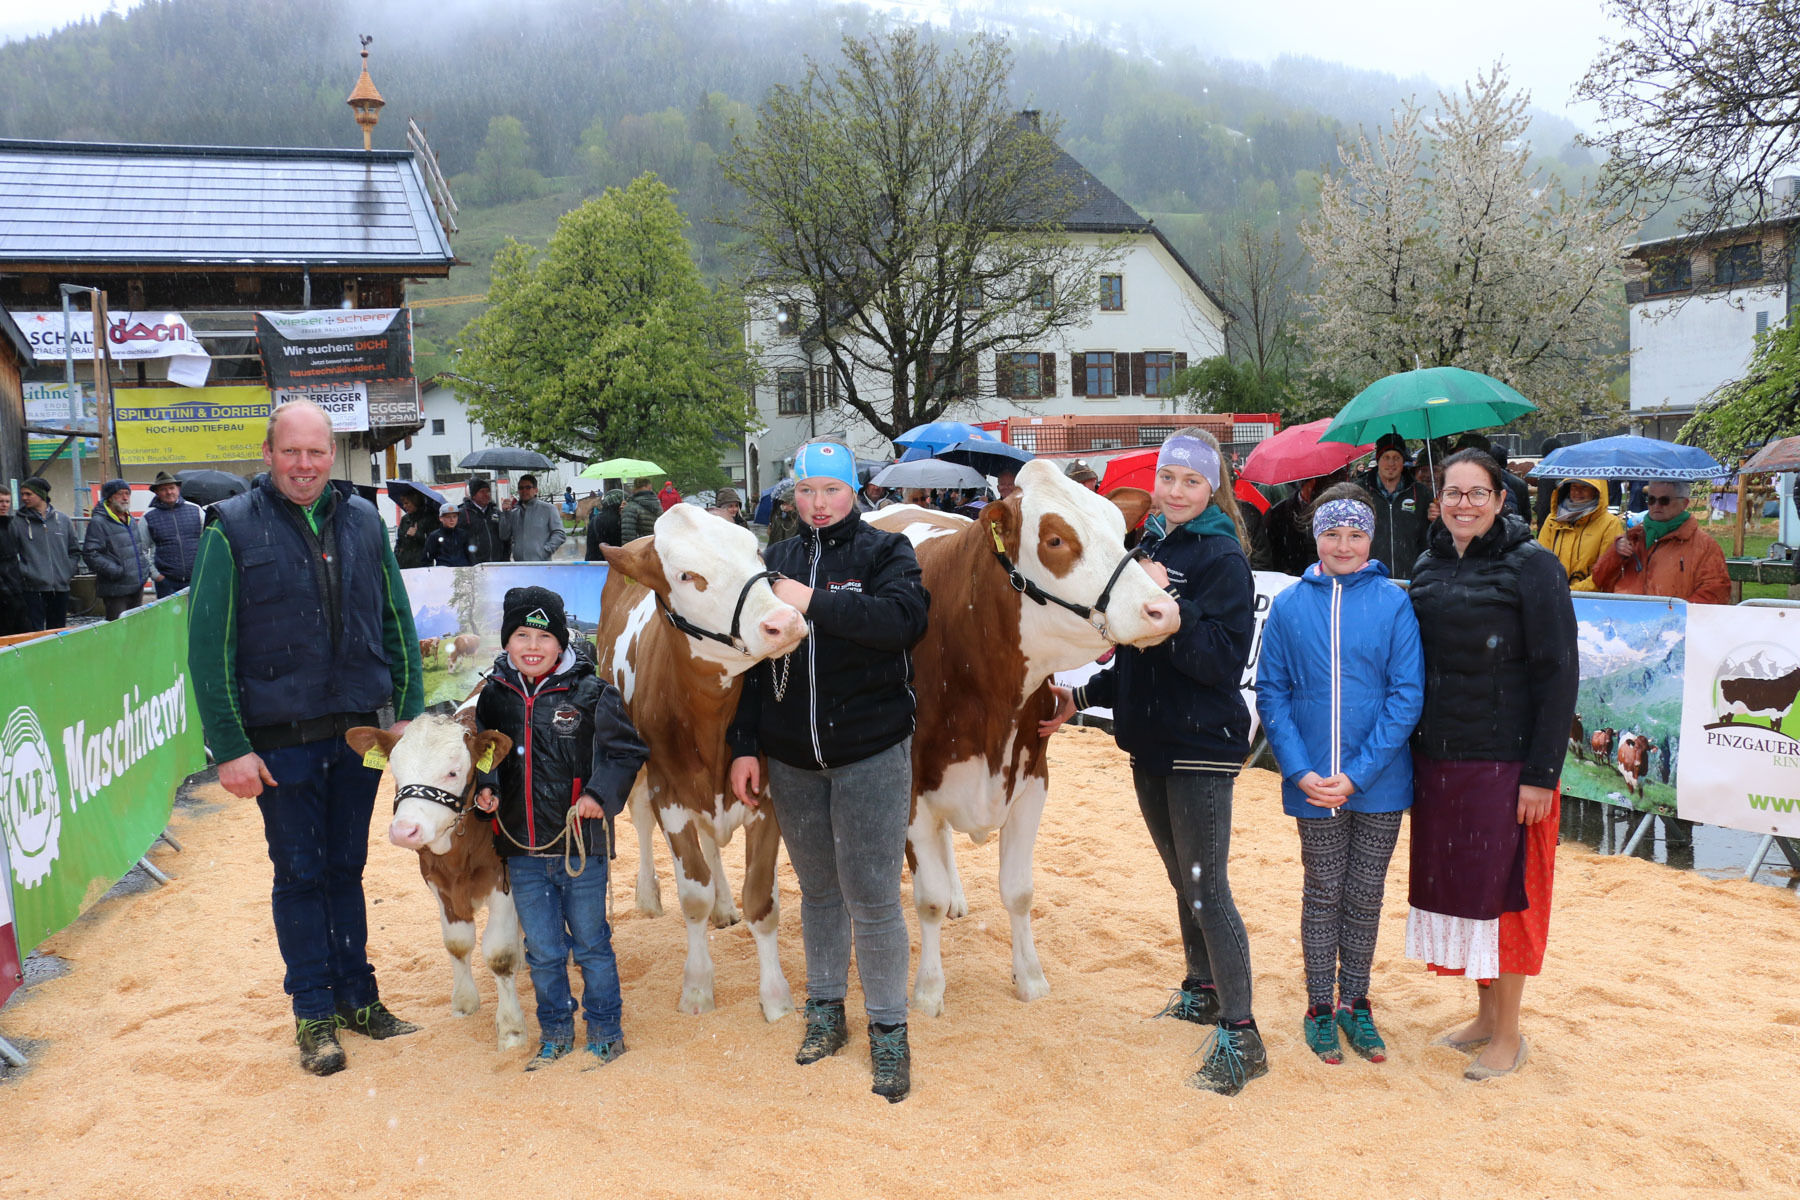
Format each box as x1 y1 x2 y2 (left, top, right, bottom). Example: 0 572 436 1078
386 715 481 854
652 504 806 676
1012 459 1180 656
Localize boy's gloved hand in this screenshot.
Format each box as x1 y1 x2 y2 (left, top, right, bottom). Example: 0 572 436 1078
473 787 499 813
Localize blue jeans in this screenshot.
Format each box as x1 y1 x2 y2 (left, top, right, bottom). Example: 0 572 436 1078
508 853 622 1045
254 738 382 1020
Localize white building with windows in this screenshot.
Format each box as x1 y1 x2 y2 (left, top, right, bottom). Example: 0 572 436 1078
396 377 592 495
1623 212 1799 440
743 131 1229 489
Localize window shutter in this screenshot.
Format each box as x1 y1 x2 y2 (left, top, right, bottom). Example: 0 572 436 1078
1129 352 1146 396
1173 352 1189 375
994 355 1012 399
1070 352 1086 396
1041 352 1056 398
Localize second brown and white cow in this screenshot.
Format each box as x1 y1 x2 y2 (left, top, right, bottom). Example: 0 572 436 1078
597 503 808 1020
871 458 1181 1015
1616 731 1651 798
346 713 525 1050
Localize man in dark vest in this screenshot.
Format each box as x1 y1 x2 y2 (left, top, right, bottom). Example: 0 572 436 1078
186 398 425 1077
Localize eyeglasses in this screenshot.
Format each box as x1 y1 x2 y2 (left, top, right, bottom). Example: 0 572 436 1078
1439 487 1495 506
1644 495 1683 507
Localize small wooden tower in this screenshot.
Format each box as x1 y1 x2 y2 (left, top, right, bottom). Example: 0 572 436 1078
346 35 385 152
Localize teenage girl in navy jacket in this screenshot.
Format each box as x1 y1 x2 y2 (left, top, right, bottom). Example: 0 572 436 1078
1046 430 1264 1095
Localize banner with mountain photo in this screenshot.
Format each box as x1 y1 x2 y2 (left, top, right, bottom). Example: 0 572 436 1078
1560 594 1685 816
403 563 611 708
1677 605 1800 837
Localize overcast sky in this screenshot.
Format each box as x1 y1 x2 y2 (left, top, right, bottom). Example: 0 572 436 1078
3 0 1626 122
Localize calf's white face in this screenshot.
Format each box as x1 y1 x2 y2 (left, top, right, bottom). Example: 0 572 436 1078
1011 459 1179 651
371 715 504 854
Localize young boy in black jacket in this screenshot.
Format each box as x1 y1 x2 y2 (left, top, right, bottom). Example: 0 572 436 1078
473 586 648 1070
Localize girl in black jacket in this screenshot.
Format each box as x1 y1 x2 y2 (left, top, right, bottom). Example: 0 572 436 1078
727 441 929 1103
473 586 649 1070
1049 430 1265 1095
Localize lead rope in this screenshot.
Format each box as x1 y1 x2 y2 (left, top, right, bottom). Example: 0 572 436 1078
492 805 589 878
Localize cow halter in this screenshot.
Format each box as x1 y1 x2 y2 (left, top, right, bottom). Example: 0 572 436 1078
396 781 470 813
655 569 781 657
988 521 1147 641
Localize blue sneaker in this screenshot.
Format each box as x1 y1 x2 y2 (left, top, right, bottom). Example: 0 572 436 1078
581 1039 627 1071
1304 1004 1343 1064
1336 998 1387 1063
1188 1025 1269 1096
524 1037 573 1072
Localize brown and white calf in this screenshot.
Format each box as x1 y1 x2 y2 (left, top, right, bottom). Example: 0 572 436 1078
597 503 807 1020
870 459 1180 1016
346 713 525 1050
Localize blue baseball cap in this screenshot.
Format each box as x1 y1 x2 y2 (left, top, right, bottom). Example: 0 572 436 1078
792 441 858 489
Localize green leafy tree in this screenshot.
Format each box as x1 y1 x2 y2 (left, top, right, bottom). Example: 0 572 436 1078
472 115 544 205
1680 321 1800 457
720 29 1114 445
455 174 754 491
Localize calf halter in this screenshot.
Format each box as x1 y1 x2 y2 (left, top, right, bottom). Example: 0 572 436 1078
395 781 470 813
655 569 781 657
988 522 1146 641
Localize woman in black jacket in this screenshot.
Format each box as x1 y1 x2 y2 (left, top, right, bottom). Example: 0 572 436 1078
1404 449 1577 1081
1047 430 1265 1096
727 441 929 1103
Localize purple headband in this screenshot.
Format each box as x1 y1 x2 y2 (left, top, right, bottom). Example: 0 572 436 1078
1312 498 1375 538
1157 434 1220 490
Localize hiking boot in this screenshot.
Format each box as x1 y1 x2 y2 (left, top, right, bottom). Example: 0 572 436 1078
581 1039 627 1071
1188 1024 1269 1096
1152 982 1221 1026
869 1022 911 1104
295 1017 347 1077
1304 1004 1343 1064
1336 998 1387 1063
795 999 849 1065
524 1037 573 1071
334 1000 420 1041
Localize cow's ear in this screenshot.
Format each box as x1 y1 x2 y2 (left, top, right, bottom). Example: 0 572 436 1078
601 537 670 594
345 725 400 767
980 494 1023 557
1107 486 1153 531
468 729 513 774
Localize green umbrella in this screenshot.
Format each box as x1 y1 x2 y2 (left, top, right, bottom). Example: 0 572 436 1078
1319 368 1537 472
580 456 665 479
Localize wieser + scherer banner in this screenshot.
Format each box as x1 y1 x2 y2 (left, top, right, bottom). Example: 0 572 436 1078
254 308 414 389
0 597 205 955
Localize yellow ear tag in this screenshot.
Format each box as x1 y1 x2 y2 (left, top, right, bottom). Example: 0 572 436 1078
474 745 497 773
362 747 390 771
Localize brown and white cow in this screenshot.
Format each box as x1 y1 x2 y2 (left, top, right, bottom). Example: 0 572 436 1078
1616 731 1651 799
1590 726 1617 765
870 458 1181 1015
1570 713 1585 762
445 632 482 670
597 503 807 1020
346 713 525 1050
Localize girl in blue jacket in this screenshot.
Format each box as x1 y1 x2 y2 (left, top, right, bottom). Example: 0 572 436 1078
1256 482 1424 1065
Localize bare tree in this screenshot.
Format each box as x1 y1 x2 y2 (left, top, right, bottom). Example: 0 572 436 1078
1211 221 1301 381
1299 68 1630 428
1578 0 1800 241
720 29 1113 445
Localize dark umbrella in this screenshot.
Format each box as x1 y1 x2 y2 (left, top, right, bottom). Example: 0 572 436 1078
935 439 1035 479
459 447 554 471
1741 436 1800 475
385 479 448 510
173 469 251 507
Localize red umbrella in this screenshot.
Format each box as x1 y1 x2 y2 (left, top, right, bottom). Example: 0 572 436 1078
1097 449 1271 516
1238 418 1372 486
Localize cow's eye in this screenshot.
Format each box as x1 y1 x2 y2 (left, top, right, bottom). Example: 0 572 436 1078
1046 536 1063 548
679 571 694 583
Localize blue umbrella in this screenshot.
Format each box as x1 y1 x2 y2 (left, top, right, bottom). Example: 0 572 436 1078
893 420 998 454
1529 435 1726 482
935 439 1034 479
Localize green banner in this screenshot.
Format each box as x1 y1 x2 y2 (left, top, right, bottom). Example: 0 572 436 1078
0 597 205 955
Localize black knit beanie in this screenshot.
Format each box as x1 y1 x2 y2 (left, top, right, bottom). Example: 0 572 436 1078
501 585 570 649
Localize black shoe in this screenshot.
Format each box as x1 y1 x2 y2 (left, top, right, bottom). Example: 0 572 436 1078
1188 1024 1269 1096
869 1022 911 1103
296 1017 347 1076
1152 981 1221 1025
524 1037 573 1072
581 1039 627 1071
795 999 848 1065
334 1000 420 1040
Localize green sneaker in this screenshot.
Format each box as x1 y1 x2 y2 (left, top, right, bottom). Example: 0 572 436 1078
1152 983 1221 1026
1304 1004 1343 1064
1336 998 1387 1063
295 1017 347 1077
1188 1025 1269 1096
334 1000 420 1041
524 1037 573 1071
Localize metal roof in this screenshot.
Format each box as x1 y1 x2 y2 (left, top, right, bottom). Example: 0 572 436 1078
0 139 454 268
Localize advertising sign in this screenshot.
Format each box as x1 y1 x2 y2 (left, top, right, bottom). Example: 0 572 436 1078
0 819 21 1010
272 383 370 433
8 309 210 362
23 380 98 461
1679 605 1800 836
1560 594 1686 815
255 308 413 388
0 597 205 956
113 385 269 466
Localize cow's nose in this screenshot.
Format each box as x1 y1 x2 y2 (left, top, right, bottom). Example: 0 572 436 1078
388 820 421 847
1143 597 1178 626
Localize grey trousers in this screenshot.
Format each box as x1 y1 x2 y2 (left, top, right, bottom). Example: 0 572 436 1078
767 738 912 1026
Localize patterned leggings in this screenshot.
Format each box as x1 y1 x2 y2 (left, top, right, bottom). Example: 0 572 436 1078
1295 810 1404 1009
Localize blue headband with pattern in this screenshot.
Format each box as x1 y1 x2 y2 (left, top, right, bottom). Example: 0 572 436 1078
1312 498 1376 537
1157 434 1220 490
